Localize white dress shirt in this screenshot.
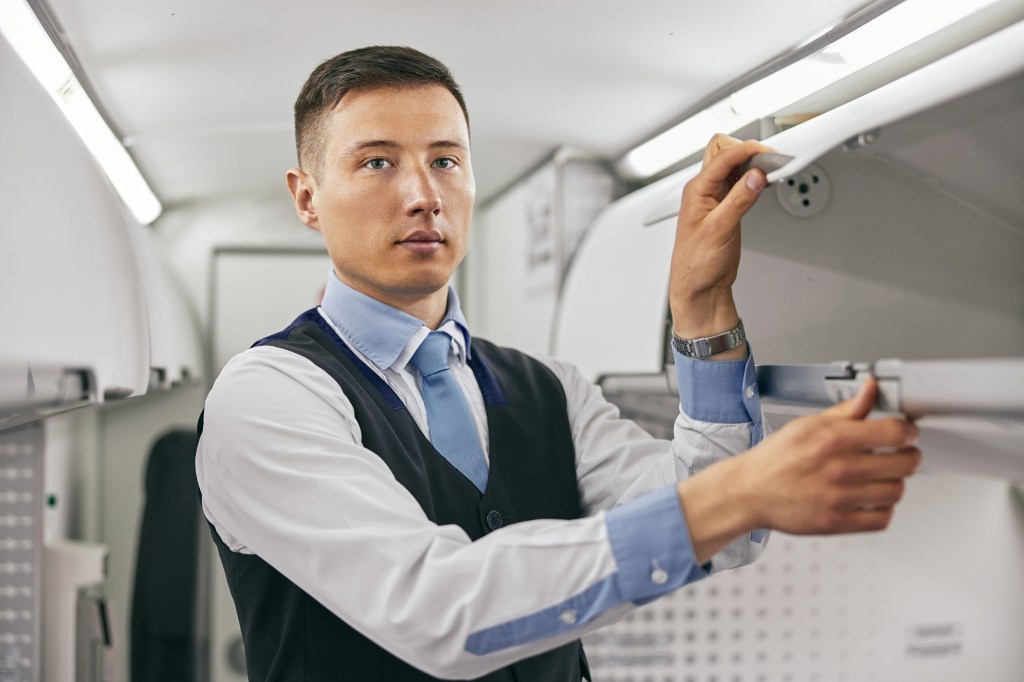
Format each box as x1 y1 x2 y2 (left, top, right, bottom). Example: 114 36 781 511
196 273 768 678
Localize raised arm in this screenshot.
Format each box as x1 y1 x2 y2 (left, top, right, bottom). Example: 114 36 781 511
668 135 922 562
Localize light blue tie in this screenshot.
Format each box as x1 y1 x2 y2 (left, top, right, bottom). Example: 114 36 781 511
410 331 489 492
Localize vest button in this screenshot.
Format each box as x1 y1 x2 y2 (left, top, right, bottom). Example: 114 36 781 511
486 510 503 531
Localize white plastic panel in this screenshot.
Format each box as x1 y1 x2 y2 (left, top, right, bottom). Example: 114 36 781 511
553 171 682 381
559 96 1024 388
129 224 204 388
0 424 43 682
468 154 617 355
642 18 1024 227
210 249 332 379
0 36 149 402
757 358 1024 418
585 474 1024 681
558 20 1024 383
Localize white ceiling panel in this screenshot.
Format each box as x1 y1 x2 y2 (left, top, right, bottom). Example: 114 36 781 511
44 0 874 205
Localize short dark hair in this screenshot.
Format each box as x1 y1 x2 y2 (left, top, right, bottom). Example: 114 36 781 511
294 45 470 177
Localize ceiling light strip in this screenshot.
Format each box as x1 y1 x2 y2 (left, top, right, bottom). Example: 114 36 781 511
619 0 1006 179
0 0 162 224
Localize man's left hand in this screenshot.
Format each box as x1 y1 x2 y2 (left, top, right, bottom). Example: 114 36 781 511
670 135 773 341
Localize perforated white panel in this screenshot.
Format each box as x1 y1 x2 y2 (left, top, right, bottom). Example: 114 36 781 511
584 474 1024 681
0 424 42 682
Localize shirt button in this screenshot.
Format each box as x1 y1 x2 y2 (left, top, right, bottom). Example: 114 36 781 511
651 568 669 585
744 385 755 400
486 510 503 531
559 609 577 625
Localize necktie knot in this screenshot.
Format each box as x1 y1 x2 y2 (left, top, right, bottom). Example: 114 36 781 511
410 331 453 377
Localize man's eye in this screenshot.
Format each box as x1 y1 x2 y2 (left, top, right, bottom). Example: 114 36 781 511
366 158 391 170
433 158 455 169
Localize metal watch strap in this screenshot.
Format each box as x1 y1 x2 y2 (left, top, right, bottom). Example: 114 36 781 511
671 319 746 358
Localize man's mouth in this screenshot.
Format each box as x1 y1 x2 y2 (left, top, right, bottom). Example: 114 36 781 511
397 230 444 253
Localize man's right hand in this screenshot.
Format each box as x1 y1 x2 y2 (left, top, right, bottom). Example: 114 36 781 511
677 378 922 564
741 377 921 535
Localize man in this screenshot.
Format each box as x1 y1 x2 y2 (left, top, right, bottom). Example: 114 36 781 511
196 46 921 681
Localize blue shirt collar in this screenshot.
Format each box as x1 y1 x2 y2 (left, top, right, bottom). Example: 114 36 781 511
320 271 472 371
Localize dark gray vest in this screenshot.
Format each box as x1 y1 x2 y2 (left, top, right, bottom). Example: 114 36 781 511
198 309 590 681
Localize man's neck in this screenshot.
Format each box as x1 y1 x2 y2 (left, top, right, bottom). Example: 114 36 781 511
396 292 448 330
338 276 448 330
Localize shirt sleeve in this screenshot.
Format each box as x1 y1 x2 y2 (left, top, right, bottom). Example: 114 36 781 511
535 346 771 573
197 346 708 678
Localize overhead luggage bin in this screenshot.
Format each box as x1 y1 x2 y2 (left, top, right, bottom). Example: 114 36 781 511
554 19 1024 481
0 35 152 411
0 362 96 430
128 222 205 390
639 18 1024 227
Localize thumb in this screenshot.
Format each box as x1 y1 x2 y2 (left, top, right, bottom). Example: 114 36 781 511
708 169 766 225
822 376 877 420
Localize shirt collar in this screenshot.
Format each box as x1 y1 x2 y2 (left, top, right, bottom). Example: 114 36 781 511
320 271 473 372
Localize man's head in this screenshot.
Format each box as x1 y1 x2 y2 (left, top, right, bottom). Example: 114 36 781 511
294 45 470 180
286 46 475 324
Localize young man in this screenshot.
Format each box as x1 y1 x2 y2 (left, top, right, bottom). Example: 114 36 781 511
196 46 921 681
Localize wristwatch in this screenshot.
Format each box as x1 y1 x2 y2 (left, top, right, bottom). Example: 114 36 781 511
671 319 746 359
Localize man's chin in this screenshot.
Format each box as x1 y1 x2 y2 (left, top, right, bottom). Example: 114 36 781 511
377 268 454 298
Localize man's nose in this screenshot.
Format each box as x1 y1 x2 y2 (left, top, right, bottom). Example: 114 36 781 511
401 167 442 217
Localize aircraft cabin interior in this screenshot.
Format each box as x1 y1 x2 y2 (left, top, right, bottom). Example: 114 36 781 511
1 0 1022 680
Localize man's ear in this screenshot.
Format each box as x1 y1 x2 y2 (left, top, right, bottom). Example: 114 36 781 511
286 167 320 232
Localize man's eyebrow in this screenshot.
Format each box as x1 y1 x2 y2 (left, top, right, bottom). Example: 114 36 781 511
342 139 468 155
429 140 468 152
343 140 399 155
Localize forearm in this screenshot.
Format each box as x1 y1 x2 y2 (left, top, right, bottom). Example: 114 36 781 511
675 455 758 565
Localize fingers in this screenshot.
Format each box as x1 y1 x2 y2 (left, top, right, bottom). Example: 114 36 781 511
841 479 906 509
705 168 767 227
841 507 895 533
833 417 920 452
689 136 774 229
820 482 906 534
843 447 923 483
695 136 774 189
822 377 878 420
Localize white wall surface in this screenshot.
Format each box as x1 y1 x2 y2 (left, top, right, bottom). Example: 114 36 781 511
155 197 325 331
468 180 560 354
0 35 150 400
585 473 1024 681
467 155 616 355
210 249 332 376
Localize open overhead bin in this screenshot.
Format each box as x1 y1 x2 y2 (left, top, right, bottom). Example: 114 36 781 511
0 33 151 419
554 19 1024 481
128 222 205 390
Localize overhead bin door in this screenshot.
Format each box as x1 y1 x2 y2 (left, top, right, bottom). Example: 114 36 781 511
557 19 1024 483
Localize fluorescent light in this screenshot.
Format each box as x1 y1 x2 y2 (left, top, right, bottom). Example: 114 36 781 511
622 0 1004 178
0 0 162 223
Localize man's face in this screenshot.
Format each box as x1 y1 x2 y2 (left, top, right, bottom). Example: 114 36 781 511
303 85 475 307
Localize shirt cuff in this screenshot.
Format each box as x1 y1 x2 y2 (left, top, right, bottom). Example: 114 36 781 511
674 347 761 425
606 485 708 605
